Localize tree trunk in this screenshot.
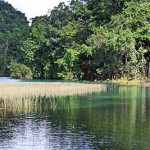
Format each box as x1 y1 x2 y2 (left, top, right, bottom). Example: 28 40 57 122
2 40 9 76
146 61 150 78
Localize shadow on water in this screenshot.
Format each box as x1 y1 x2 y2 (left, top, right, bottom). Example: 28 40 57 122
0 84 150 149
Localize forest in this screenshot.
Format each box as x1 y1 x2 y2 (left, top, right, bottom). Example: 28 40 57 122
0 0 150 80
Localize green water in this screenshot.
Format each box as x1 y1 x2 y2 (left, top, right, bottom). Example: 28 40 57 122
0 84 150 149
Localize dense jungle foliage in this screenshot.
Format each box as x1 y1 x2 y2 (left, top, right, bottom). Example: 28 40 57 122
0 0 150 80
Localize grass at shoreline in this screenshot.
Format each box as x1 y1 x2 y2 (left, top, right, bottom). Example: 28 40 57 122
102 78 150 87
0 82 106 100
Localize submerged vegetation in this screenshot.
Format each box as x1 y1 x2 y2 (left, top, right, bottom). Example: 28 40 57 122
0 0 150 81
0 82 106 100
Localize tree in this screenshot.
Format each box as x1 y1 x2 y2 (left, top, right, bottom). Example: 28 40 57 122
8 62 32 79
0 0 29 75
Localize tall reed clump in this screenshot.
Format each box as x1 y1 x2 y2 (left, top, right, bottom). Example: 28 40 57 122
0 82 106 100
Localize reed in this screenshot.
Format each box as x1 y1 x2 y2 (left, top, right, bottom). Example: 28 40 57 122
0 82 106 100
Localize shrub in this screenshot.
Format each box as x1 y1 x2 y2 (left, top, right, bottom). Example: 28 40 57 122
9 63 33 79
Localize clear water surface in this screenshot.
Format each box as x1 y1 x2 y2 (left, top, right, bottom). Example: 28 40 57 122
0 78 150 150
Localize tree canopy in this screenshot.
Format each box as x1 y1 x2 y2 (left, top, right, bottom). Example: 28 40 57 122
0 0 29 75
1 0 150 80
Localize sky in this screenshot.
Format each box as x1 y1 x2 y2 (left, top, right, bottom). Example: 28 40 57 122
4 0 69 20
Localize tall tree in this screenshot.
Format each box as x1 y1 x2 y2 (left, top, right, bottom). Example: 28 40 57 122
0 0 29 75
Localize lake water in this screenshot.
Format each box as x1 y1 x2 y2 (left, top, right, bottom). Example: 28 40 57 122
0 77 60 83
0 80 150 149
0 77 21 82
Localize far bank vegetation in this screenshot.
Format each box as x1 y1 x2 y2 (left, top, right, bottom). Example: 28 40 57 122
0 0 150 81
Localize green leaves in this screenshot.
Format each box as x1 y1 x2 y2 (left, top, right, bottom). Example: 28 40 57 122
56 48 80 80
20 38 39 65
8 62 33 79
0 1 29 75
1 0 150 80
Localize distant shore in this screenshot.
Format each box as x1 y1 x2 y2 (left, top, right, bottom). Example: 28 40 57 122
101 78 150 87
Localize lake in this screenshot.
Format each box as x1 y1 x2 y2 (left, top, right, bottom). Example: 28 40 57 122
0 80 150 149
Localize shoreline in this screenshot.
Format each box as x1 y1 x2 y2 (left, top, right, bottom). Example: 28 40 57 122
101 79 150 87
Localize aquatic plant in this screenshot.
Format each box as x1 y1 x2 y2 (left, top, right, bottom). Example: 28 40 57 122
0 82 106 100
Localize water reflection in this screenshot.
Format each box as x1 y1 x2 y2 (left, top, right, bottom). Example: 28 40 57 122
0 85 150 149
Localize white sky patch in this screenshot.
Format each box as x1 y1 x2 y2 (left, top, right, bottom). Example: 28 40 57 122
4 0 69 20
